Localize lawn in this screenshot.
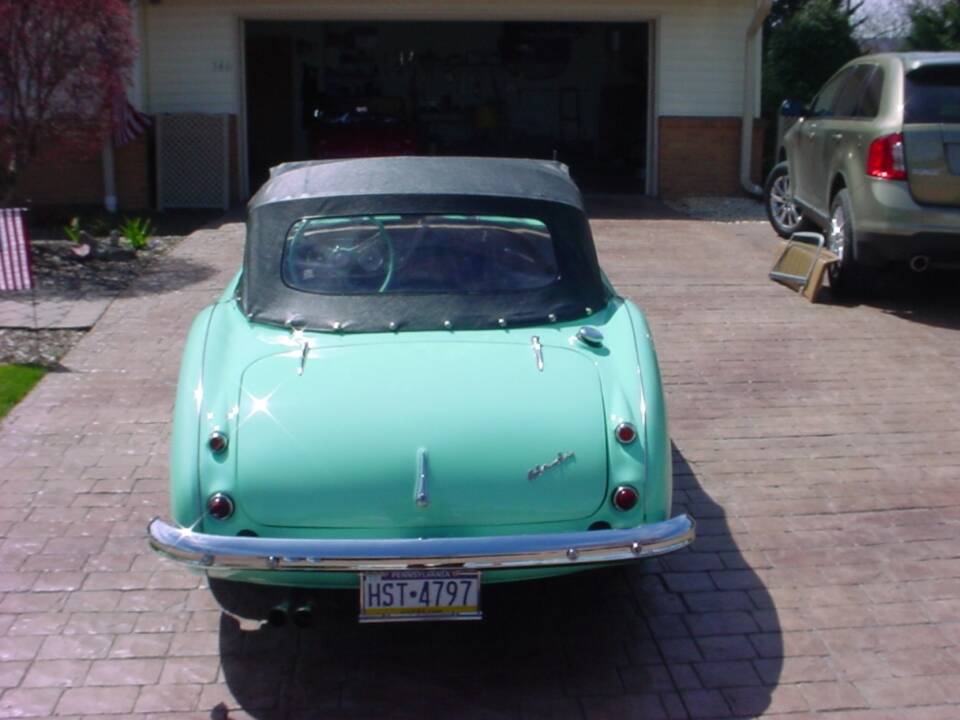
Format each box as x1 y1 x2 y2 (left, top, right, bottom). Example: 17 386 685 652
0 364 47 419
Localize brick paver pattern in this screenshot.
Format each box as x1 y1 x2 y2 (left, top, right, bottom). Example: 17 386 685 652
0 291 113 330
0 214 958 719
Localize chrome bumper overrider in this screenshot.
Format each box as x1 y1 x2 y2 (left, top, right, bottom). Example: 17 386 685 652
147 515 695 573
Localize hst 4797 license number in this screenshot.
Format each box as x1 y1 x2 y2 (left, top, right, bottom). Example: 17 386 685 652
359 570 481 622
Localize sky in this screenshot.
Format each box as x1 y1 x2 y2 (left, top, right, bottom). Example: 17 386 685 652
855 0 909 38
854 0 944 38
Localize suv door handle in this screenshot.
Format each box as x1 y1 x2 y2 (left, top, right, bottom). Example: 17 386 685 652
830 133 843 141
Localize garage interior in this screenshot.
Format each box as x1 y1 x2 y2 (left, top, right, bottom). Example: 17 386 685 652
244 21 651 194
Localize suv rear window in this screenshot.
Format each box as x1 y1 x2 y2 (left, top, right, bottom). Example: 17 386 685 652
283 214 560 295
905 66 960 123
856 67 884 118
833 65 876 118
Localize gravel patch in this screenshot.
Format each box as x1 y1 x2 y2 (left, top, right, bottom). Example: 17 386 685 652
0 328 86 366
666 196 768 224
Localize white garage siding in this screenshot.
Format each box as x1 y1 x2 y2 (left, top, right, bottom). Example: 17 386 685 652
140 0 757 118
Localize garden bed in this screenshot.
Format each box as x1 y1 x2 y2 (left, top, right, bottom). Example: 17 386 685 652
0 209 220 367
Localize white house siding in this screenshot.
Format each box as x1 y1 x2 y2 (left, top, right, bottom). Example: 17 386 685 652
141 0 756 118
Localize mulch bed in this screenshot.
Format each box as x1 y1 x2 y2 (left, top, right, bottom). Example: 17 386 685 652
28 235 184 293
0 234 185 367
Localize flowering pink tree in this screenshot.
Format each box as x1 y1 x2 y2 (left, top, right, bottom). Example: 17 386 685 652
0 0 136 204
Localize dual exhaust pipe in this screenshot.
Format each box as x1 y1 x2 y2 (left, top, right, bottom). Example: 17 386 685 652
266 599 315 628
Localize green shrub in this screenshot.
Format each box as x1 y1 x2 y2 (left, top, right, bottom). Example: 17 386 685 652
763 0 862 117
907 1 960 51
119 216 153 250
63 216 82 244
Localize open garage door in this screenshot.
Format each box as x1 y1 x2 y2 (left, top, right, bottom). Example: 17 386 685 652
244 21 651 194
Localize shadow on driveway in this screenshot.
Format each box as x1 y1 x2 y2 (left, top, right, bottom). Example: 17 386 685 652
214 446 783 719
583 195 686 221
821 268 960 332
120 256 222 298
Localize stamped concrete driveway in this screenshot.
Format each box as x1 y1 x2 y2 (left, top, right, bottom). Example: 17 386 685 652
1 208 959 719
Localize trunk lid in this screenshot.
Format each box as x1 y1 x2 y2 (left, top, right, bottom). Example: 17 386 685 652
903 64 960 207
235 340 609 529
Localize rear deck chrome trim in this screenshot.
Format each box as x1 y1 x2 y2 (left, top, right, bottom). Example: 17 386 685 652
531 335 544 371
414 447 429 508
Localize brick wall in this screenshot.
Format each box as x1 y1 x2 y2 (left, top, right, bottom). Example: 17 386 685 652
16 115 760 206
13 133 151 210
115 135 151 210
658 117 765 198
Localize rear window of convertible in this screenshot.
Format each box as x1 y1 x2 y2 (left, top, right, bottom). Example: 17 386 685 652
282 214 560 294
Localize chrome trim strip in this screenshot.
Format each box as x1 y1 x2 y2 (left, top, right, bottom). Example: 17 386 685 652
297 342 309 376
414 447 429 508
531 335 544 372
147 514 695 573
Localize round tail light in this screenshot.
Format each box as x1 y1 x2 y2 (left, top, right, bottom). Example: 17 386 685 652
612 485 639 511
207 492 235 520
615 422 637 444
208 431 228 454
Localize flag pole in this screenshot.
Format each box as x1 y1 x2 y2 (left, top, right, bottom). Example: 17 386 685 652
24 208 40 365
102 141 118 214
31 274 39 364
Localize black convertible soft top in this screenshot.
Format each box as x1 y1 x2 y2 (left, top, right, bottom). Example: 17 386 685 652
240 157 610 333
251 156 586 210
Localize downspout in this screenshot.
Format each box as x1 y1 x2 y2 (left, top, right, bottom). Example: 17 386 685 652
104 0 147 213
741 0 773 197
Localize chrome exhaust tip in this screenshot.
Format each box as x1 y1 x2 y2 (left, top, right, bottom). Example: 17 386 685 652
292 601 315 629
910 255 930 273
266 601 289 627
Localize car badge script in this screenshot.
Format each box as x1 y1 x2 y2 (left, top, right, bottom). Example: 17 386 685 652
528 451 576 481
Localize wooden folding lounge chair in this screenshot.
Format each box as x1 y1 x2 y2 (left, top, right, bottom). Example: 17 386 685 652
769 232 839 302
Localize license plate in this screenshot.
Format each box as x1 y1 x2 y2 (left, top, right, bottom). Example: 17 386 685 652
358 570 481 623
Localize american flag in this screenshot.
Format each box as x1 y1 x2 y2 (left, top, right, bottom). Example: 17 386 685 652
112 93 151 147
0 208 33 292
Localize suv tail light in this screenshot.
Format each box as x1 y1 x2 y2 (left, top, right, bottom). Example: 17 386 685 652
866 133 907 181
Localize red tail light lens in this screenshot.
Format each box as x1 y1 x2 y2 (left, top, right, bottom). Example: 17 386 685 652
207 493 234 520
208 431 228 454
866 133 907 181
612 485 639 511
615 422 637 444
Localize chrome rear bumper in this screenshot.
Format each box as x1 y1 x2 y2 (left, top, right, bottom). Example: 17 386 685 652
147 515 695 573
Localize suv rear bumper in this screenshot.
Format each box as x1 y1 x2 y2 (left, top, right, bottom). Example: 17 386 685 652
857 231 960 265
853 179 960 265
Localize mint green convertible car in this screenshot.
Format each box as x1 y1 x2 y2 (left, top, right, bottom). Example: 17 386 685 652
148 157 694 623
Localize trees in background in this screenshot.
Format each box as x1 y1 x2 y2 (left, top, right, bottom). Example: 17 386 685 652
906 0 960 50
763 0 863 118
0 0 136 204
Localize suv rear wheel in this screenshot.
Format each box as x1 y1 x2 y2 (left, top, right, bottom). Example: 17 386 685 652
765 162 811 238
827 189 870 294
